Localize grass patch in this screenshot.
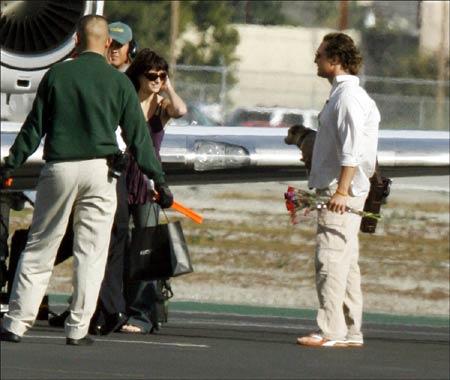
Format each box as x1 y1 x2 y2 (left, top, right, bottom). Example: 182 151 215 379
4 192 449 316
360 234 449 261
217 191 282 201
387 200 449 214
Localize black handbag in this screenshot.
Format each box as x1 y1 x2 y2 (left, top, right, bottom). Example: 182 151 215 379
360 160 392 233
127 220 194 281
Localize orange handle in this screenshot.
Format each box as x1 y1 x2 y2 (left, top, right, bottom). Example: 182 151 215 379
4 178 13 187
171 200 203 224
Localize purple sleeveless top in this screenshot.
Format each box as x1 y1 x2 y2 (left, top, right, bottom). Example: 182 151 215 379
126 102 165 205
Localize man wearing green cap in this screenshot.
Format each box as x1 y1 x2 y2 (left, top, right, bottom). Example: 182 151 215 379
108 21 135 72
88 21 137 335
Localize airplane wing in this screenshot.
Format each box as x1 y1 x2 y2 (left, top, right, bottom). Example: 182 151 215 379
162 126 450 183
1 123 449 191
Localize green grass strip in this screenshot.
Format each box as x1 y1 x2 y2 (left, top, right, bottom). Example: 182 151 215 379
171 301 449 327
47 294 448 328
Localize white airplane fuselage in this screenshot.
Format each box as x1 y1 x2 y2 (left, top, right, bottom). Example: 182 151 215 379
1 122 449 191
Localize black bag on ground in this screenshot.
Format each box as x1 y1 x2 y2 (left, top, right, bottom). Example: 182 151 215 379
8 227 74 296
360 162 392 233
127 221 193 281
6 226 74 319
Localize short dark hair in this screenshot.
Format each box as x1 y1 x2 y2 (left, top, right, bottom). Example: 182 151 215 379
323 33 362 75
125 48 169 91
75 15 109 51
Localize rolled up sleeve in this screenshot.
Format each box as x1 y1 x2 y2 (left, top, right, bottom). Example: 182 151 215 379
336 95 365 168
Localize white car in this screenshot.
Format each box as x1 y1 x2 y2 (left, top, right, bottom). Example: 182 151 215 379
225 106 319 129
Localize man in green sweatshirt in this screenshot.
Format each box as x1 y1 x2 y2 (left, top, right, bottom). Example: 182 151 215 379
0 15 173 346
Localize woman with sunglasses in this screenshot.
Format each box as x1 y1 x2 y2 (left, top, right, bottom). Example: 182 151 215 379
120 49 187 334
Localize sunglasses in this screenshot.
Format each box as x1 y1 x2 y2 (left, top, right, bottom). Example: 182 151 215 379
143 72 167 81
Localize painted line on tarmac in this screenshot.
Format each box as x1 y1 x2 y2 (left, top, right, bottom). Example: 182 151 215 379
101 338 209 348
25 335 209 348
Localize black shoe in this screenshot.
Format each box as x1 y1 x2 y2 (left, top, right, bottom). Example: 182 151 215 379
102 312 128 335
89 312 128 336
89 323 104 336
48 310 70 328
0 328 21 343
66 335 95 346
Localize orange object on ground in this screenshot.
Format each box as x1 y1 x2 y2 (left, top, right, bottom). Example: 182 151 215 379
171 201 203 224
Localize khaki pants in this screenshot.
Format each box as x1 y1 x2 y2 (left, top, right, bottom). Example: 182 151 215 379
315 188 367 342
3 159 117 340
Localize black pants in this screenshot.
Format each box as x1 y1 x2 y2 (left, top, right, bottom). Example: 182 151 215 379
91 176 128 326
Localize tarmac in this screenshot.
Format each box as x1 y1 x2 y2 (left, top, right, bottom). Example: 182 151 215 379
2 176 449 379
1 300 449 380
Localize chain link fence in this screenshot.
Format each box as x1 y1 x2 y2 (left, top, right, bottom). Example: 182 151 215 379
173 64 449 130
363 76 449 131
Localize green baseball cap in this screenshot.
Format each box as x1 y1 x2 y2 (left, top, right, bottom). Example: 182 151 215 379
108 22 133 45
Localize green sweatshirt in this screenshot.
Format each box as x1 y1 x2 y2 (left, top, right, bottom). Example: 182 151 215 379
4 51 165 184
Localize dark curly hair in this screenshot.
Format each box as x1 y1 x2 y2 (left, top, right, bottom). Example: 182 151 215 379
125 48 169 92
323 33 362 75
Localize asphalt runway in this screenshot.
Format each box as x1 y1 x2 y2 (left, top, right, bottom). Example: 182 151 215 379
1 308 449 380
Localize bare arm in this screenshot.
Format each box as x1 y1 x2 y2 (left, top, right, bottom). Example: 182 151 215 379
160 76 188 120
327 166 357 213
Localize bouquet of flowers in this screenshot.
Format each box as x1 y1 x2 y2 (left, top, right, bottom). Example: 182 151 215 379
284 186 381 225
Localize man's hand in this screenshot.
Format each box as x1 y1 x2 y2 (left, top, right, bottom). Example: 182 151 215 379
154 182 174 209
329 167 356 213
327 192 348 214
0 165 13 189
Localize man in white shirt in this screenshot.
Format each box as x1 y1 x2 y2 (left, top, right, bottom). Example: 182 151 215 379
297 33 380 348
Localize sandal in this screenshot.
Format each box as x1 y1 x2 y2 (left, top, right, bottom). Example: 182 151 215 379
297 333 348 347
120 323 144 334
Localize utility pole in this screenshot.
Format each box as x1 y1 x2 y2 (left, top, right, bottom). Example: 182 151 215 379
436 1 449 130
339 0 349 30
245 1 251 23
169 0 180 80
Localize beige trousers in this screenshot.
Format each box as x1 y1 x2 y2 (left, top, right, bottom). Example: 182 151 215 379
3 159 117 340
315 187 367 342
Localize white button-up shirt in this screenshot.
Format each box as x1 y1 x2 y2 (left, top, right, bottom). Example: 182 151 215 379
308 75 380 196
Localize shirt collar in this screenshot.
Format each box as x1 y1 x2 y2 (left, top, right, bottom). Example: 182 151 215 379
329 75 360 96
332 74 359 87
79 51 107 60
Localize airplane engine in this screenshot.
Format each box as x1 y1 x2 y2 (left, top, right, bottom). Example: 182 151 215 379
1 0 104 94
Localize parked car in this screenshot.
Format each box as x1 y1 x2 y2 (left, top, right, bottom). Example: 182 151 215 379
225 106 319 129
168 104 220 127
